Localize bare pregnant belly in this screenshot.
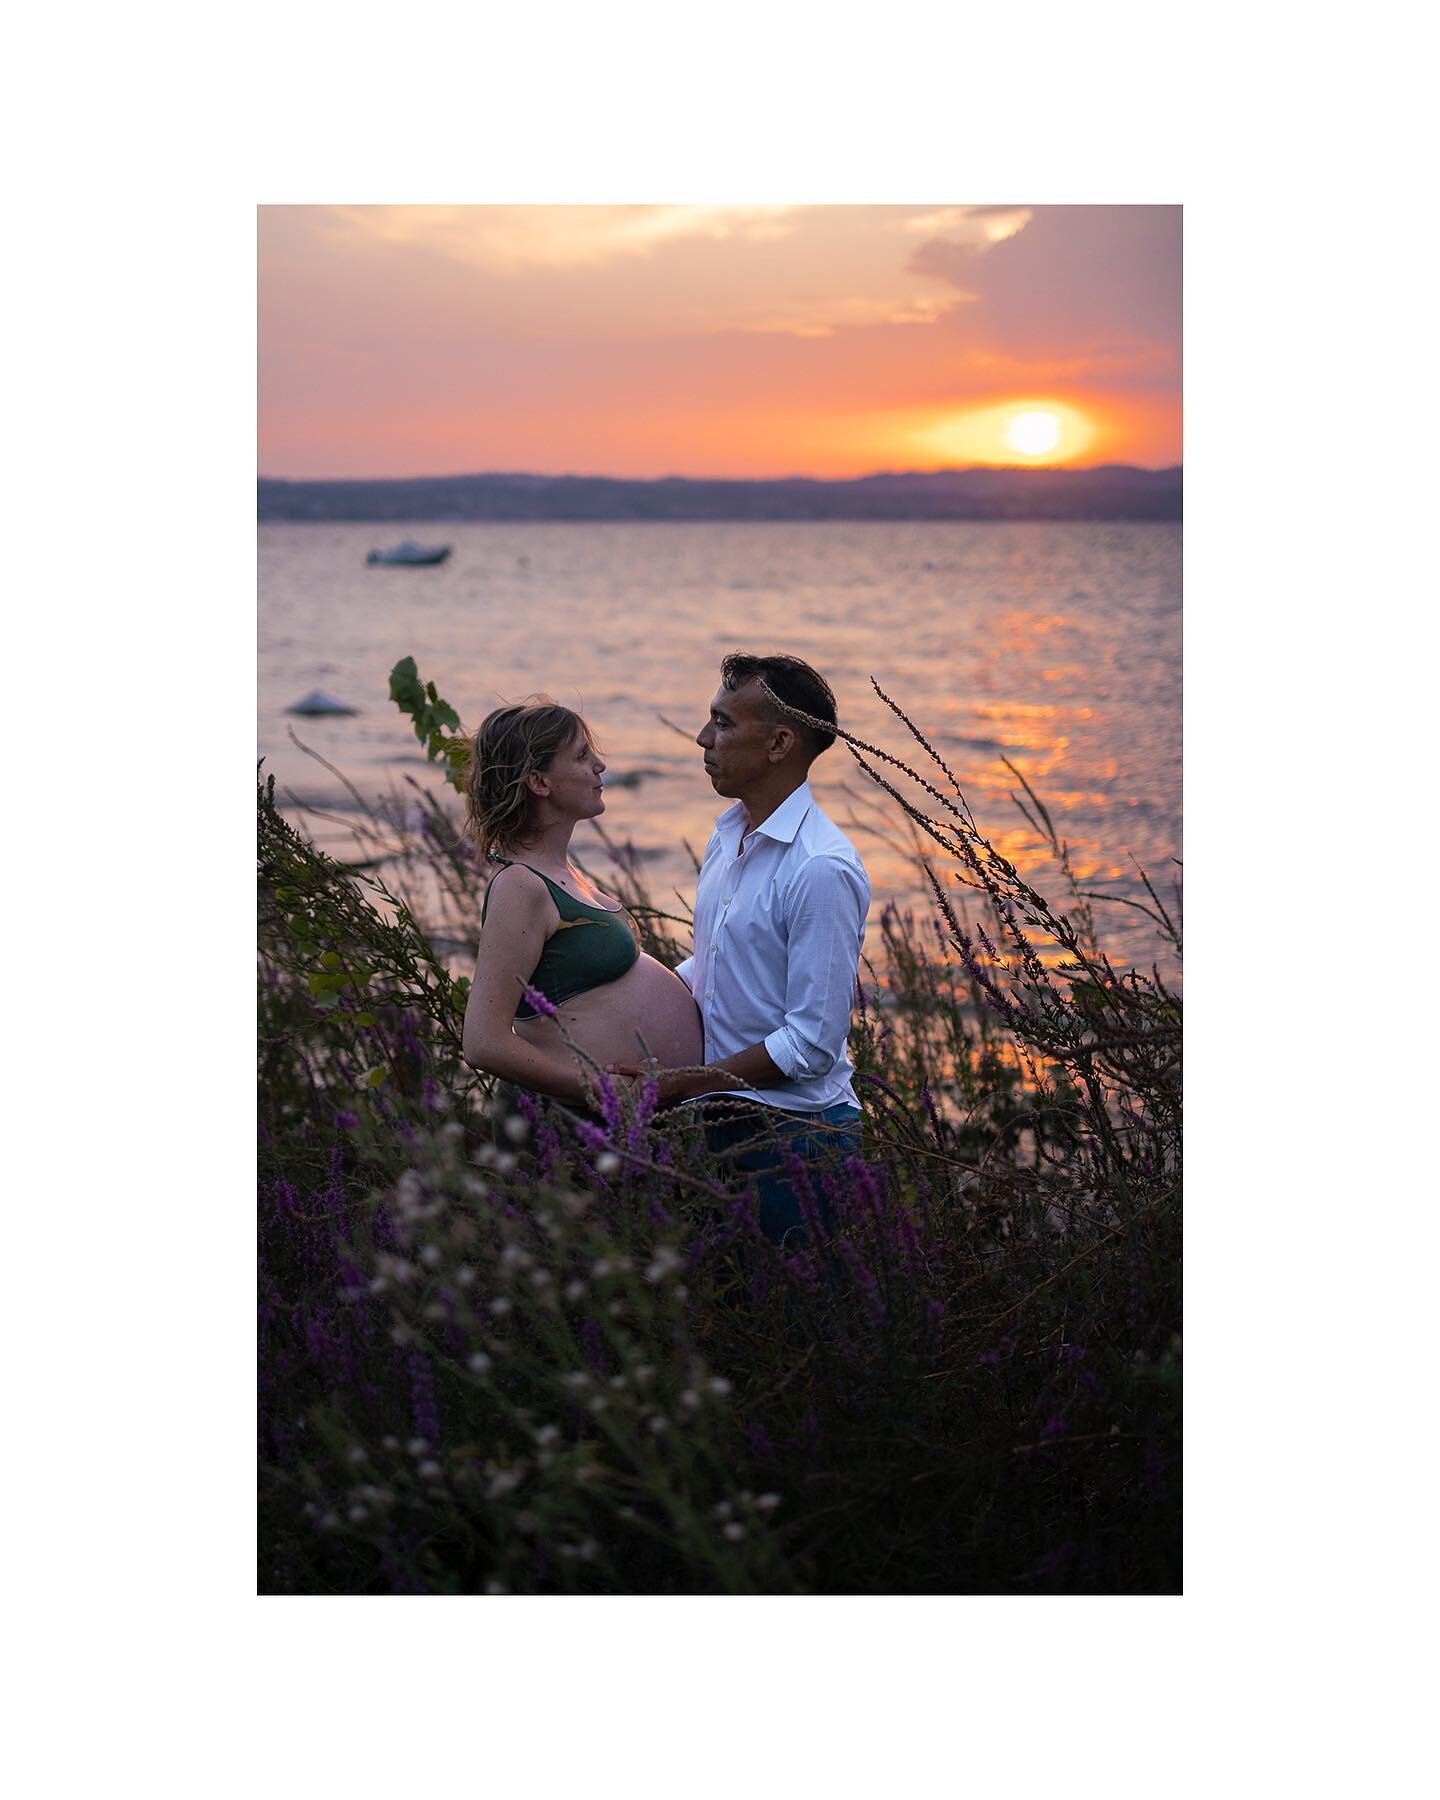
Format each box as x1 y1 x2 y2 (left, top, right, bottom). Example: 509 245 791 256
515 952 703 1069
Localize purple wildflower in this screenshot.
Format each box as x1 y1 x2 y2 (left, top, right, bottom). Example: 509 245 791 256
409 1352 440 1444
597 1076 624 1140
836 1240 887 1327
536 1122 561 1181
522 985 558 1019
579 1318 608 1376
784 1248 824 1297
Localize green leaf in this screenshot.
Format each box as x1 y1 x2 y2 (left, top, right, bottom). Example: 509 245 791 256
389 657 421 707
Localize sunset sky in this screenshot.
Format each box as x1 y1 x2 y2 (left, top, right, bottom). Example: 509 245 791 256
258 204 1180 480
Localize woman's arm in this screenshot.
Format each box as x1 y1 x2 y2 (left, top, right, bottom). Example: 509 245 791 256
462 868 596 1104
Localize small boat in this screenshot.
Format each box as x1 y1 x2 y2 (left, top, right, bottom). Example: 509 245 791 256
365 540 452 567
287 690 357 716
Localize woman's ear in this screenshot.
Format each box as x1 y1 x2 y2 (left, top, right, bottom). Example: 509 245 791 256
525 769 550 797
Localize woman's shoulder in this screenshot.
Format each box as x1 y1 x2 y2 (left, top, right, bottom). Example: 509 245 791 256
482 861 559 926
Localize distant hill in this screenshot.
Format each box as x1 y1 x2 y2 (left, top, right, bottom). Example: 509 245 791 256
257 465 1182 524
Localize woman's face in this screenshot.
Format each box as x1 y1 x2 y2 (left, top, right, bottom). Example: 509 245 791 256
538 726 606 822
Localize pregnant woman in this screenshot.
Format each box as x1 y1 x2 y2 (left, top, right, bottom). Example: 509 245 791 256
460 699 703 1105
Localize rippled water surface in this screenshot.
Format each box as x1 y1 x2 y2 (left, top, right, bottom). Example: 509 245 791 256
260 521 1181 969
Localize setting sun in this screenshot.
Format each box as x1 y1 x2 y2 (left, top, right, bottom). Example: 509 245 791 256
1004 410 1063 457
915 399 1096 468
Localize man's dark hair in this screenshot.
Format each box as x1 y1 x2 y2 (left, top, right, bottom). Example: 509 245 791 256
720 652 838 756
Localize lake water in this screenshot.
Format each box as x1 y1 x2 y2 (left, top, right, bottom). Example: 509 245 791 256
259 521 1181 972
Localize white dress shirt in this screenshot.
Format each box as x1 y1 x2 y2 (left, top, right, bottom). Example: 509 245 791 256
674 781 870 1112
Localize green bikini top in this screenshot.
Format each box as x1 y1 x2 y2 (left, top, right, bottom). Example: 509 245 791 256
482 859 640 1020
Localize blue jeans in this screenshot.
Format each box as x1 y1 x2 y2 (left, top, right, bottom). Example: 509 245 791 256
697 1100 862 1247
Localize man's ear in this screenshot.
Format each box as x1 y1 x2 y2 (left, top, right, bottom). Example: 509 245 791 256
768 725 796 763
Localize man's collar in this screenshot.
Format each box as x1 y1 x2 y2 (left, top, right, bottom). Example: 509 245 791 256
716 781 813 846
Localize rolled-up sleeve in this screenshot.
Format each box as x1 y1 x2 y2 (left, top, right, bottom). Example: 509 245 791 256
673 957 695 991
762 854 870 1080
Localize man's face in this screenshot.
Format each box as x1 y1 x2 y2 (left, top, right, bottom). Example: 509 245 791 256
696 679 779 797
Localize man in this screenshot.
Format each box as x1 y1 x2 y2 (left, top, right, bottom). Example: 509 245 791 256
652 653 871 1245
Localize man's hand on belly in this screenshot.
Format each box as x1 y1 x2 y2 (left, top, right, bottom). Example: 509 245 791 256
609 1040 786 1107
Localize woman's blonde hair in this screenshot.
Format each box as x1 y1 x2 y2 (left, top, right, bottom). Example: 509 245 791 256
465 698 594 860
